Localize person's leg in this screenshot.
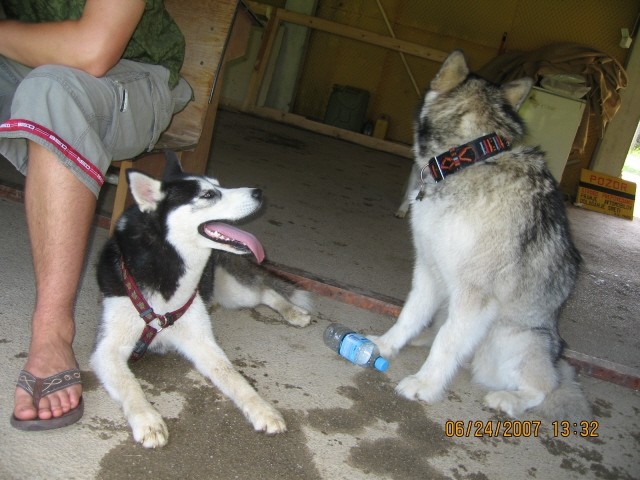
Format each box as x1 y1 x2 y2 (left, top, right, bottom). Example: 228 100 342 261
13 141 95 421
5 60 188 421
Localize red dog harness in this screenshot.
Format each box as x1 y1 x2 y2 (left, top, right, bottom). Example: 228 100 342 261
120 257 197 362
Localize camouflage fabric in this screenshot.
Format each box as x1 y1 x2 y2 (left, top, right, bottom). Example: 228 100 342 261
1 0 185 88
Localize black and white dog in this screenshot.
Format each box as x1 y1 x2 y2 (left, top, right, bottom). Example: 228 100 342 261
92 154 311 448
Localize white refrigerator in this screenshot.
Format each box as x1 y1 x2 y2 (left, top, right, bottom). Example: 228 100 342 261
518 86 586 182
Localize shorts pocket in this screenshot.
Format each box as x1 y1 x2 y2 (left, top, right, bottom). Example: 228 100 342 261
106 68 173 159
0 57 30 122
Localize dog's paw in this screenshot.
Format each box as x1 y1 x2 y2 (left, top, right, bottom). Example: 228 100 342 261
484 391 525 418
244 399 287 435
282 305 311 327
129 410 169 448
396 375 445 404
368 335 399 359
394 208 408 219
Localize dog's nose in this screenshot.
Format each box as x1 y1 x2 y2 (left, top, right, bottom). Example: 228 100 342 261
251 188 262 201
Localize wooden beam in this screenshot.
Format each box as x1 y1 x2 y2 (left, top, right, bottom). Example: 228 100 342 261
230 6 440 158
243 8 280 109
374 0 421 97
223 102 413 159
277 9 448 63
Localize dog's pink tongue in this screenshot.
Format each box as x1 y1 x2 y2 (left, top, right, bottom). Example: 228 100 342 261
204 223 265 263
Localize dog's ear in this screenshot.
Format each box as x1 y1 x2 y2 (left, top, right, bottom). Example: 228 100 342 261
430 50 469 93
502 78 533 111
127 170 165 212
162 150 184 181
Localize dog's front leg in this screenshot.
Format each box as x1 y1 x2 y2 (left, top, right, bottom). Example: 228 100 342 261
371 264 444 358
91 325 169 448
395 164 421 218
198 348 287 434
397 293 497 403
171 310 287 434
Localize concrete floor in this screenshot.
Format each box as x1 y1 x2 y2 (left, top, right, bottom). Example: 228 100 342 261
0 110 638 479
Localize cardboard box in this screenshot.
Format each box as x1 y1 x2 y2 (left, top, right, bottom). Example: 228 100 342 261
576 169 636 220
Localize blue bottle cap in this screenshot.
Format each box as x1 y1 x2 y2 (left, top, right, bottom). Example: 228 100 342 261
374 357 389 372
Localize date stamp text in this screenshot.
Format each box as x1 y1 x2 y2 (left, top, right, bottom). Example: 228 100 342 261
444 420 599 438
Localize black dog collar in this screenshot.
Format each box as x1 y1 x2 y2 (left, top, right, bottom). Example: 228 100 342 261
416 133 510 200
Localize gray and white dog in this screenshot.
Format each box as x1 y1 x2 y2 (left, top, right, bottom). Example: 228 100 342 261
373 50 590 420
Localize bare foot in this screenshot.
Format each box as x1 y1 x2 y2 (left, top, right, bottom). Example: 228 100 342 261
13 316 82 421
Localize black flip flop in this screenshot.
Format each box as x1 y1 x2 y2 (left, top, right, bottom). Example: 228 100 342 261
10 368 84 431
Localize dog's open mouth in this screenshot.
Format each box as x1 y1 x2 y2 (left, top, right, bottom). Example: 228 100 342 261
199 222 265 263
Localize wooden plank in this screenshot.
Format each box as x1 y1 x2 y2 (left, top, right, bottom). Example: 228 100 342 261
228 103 412 159
277 9 448 63
243 7 280 109
181 3 258 174
225 2 258 62
227 6 435 159
155 0 238 150
374 0 421 97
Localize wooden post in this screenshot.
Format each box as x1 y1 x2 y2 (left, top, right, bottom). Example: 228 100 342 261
244 8 281 109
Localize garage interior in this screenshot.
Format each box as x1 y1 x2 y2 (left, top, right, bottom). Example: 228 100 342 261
0 1 638 478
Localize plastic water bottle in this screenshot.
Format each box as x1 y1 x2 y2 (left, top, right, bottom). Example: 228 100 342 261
323 323 389 372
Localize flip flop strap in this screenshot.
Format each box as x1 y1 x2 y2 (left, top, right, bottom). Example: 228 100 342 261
16 369 82 410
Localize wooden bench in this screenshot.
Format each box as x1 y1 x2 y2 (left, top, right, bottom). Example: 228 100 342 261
109 0 255 233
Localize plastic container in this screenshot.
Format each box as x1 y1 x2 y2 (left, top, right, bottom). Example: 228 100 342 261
372 114 389 139
323 323 389 372
323 85 370 132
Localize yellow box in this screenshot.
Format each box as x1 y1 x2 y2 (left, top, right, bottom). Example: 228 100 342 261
372 115 389 139
576 169 636 220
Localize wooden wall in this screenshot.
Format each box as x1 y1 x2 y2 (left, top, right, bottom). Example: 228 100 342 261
295 0 638 145
228 0 640 193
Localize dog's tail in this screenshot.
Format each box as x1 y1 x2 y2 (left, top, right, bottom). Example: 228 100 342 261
535 360 592 422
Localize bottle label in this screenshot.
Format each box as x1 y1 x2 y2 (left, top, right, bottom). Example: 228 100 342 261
339 333 368 364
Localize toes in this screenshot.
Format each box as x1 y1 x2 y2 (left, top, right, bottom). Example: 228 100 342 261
255 411 287 435
40 389 82 419
484 391 522 417
14 387 74 421
244 400 287 434
396 375 421 400
396 375 445 404
283 307 311 327
368 336 397 359
49 391 74 418
131 412 169 448
139 425 170 449
13 390 38 421
44 396 62 419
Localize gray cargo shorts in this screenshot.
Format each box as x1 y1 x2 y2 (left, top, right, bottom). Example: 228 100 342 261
0 57 192 197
